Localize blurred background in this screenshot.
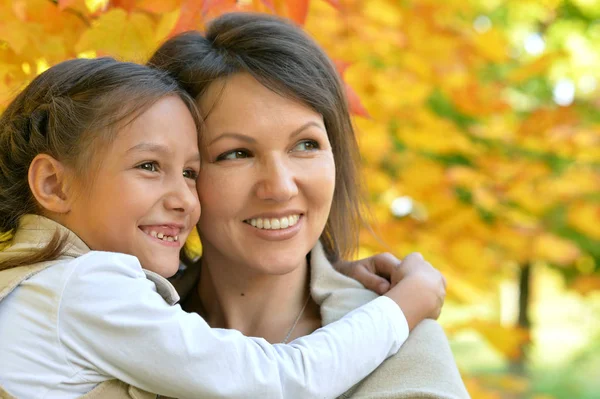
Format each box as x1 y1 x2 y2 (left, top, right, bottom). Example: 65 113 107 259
1 0 599 397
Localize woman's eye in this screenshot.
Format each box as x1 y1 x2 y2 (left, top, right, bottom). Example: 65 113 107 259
292 140 320 152
216 149 250 161
138 162 158 172
183 169 199 180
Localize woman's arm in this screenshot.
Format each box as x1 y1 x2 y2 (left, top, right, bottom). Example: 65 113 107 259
59 252 409 399
345 320 470 399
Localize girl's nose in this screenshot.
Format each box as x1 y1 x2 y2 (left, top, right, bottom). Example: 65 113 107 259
165 177 199 214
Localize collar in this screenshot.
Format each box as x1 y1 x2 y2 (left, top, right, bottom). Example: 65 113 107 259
309 240 378 326
1 215 180 305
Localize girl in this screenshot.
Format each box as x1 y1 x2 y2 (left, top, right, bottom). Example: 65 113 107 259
0 58 446 398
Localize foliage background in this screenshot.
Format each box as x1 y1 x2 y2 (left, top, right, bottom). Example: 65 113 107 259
1 0 599 397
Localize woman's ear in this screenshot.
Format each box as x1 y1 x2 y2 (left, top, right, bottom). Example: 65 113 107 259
28 154 73 214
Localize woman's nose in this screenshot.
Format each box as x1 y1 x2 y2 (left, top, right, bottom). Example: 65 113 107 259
256 157 299 202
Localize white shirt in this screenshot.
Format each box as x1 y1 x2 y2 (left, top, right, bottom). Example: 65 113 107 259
0 250 409 399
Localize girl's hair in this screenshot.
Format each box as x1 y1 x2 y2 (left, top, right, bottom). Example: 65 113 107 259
148 12 364 261
0 57 200 271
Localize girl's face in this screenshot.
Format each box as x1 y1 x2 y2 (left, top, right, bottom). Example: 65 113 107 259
64 96 201 277
197 73 336 275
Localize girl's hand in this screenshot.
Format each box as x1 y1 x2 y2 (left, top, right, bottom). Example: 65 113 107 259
333 252 404 295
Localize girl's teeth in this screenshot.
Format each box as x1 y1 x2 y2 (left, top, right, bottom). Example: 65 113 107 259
146 230 178 242
246 215 300 230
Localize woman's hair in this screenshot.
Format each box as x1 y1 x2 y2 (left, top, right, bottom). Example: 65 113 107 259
148 12 364 261
0 57 200 271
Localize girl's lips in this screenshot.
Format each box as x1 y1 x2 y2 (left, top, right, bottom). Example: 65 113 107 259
139 225 182 237
139 227 183 248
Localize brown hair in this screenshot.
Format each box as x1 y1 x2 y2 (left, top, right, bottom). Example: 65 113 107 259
148 12 364 261
0 57 200 270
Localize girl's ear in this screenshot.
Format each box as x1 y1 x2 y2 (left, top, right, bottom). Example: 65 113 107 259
28 154 74 214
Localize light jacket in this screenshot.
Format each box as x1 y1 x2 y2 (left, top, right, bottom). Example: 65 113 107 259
309 242 471 399
0 216 160 399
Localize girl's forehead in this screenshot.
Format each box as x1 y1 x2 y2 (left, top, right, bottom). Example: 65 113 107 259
114 97 199 149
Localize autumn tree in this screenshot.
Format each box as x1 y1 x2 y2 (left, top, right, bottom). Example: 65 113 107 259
1 0 598 397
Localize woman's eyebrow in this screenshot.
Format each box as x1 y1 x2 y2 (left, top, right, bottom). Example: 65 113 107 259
209 132 256 146
289 121 325 140
209 122 325 146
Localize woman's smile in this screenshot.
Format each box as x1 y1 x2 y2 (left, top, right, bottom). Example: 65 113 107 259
243 214 304 241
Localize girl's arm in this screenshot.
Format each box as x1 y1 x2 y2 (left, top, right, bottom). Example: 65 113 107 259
59 252 409 399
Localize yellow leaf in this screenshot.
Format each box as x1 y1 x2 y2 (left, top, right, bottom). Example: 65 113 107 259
508 52 564 84
75 9 157 61
533 233 581 266
472 28 510 63
469 320 530 360
355 119 392 164
568 203 600 240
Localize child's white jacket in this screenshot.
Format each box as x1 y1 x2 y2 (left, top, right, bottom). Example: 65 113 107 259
0 215 408 399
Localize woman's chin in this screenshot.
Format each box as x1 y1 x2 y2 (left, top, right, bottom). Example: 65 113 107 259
246 255 308 276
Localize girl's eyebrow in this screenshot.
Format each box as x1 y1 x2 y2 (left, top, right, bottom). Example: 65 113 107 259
208 121 324 146
126 142 171 155
126 142 201 162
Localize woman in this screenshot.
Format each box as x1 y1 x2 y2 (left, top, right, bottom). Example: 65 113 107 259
150 13 469 398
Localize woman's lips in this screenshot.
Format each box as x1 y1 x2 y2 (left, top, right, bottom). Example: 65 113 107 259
243 215 303 241
244 214 301 230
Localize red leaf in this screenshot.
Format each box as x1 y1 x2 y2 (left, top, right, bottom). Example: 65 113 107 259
345 82 370 118
285 0 309 25
332 60 368 117
109 0 137 12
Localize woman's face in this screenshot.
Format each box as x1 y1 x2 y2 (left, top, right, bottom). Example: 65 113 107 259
197 73 335 275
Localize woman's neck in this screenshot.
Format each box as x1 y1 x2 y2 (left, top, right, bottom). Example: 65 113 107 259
194 245 321 343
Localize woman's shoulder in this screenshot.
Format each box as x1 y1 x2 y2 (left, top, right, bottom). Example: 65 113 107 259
342 319 470 399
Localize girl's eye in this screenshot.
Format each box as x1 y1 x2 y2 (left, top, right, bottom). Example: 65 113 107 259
216 149 251 161
183 169 199 180
138 162 158 172
292 140 320 152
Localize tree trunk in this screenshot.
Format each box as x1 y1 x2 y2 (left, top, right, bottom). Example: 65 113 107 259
510 263 531 375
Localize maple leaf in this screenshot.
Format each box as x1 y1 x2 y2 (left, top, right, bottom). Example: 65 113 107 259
285 0 310 25
75 9 156 61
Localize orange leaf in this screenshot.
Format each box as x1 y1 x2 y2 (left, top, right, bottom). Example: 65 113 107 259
260 0 275 11
57 0 80 10
323 0 340 10
285 0 310 25
570 275 600 295
136 0 181 14
333 59 350 76
169 0 205 36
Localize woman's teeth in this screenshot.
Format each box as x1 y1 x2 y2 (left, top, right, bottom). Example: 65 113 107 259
148 230 179 242
246 215 300 230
